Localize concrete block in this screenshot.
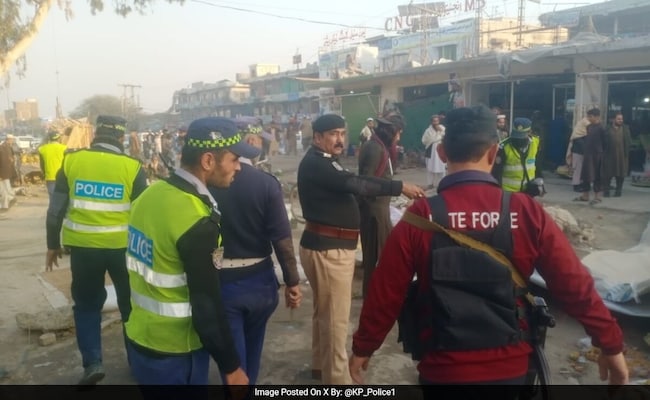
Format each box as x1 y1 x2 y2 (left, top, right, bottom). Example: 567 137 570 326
38 332 56 346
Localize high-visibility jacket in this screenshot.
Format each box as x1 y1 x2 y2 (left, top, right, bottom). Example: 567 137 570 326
124 180 215 354
38 142 67 181
500 136 540 192
62 149 141 249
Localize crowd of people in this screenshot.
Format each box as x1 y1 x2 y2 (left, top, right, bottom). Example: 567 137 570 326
0 104 633 394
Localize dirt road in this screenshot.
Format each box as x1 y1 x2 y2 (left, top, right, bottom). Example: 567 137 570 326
1 157 649 386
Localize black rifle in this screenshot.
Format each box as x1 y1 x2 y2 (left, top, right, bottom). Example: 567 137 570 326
521 296 556 400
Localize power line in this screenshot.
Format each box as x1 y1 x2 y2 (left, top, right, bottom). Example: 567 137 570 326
190 0 386 30
203 0 374 18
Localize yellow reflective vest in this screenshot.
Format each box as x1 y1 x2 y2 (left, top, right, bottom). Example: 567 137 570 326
500 136 540 192
124 180 215 354
62 149 141 249
38 142 67 181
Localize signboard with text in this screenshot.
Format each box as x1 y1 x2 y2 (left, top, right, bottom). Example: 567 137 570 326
387 0 486 31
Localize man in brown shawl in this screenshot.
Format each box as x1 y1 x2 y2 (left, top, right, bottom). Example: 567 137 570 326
357 116 404 298
575 108 606 205
603 113 631 197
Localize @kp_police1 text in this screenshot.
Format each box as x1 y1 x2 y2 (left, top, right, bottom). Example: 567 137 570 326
253 386 397 399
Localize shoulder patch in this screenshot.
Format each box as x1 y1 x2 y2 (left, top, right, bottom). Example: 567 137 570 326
332 161 344 171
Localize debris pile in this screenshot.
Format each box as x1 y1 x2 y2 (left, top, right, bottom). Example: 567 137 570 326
15 306 74 347
543 205 595 245
565 336 650 384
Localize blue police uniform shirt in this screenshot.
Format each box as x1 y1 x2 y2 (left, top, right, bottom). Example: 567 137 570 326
209 163 291 260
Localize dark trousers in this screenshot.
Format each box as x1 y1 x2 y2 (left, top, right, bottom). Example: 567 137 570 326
603 176 624 196
70 246 131 368
218 266 279 384
125 340 209 385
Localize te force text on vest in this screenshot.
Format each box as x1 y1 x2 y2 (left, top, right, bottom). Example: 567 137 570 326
447 212 519 229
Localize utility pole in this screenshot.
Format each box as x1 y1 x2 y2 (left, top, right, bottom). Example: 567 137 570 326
408 2 435 65
476 3 482 55
516 0 525 48
118 83 142 120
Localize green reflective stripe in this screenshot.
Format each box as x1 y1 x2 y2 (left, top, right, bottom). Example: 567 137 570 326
127 255 187 288
63 219 128 233
131 291 192 318
503 165 525 171
72 199 131 212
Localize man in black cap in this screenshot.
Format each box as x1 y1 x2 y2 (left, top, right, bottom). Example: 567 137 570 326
124 117 257 388
45 115 148 385
297 113 424 384
350 106 627 393
491 117 544 196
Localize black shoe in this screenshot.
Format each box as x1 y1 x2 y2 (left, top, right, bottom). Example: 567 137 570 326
614 191 622 197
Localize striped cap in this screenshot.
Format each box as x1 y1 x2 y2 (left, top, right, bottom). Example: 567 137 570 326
185 117 260 159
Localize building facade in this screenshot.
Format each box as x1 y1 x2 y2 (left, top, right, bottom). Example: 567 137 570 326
171 80 251 125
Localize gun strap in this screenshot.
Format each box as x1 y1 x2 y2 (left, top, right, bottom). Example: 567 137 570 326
401 205 533 302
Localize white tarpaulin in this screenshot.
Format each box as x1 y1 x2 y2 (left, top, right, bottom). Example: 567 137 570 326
531 220 650 317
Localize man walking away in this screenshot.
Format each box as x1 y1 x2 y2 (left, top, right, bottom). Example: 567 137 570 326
45 115 148 385
210 133 302 384
38 130 67 200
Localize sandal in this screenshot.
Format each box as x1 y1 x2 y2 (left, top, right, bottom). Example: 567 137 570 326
573 196 589 202
589 198 602 205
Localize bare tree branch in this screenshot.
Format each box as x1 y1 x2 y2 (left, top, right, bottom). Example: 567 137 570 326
0 0 55 76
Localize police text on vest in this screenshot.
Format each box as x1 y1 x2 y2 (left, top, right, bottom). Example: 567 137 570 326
128 226 153 267
74 180 125 200
448 212 519 229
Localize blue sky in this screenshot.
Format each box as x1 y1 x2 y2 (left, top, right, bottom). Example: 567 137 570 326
4 0 601 119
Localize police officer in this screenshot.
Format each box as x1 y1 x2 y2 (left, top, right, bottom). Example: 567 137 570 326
124 117 256 387
38 130 67 199
492 117 544 196
210 133 302 385
350 106 628 394
45 115 148 385
298 114 424 384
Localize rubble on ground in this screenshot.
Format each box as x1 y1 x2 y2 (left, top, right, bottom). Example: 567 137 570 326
543 205 595 245
15 306 73 332
38 333 57 347
567 336 650 383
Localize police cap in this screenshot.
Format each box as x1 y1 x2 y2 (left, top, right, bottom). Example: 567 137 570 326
510 117 532 139
185 117 260 159
95 115 127 138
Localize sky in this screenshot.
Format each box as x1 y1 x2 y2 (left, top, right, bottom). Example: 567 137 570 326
3 0 603 119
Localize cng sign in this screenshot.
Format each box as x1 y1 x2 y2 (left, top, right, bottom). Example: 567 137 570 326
385 0 486 31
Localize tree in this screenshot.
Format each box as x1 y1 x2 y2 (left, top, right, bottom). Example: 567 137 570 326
0 1 185 78
70 94 130 123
